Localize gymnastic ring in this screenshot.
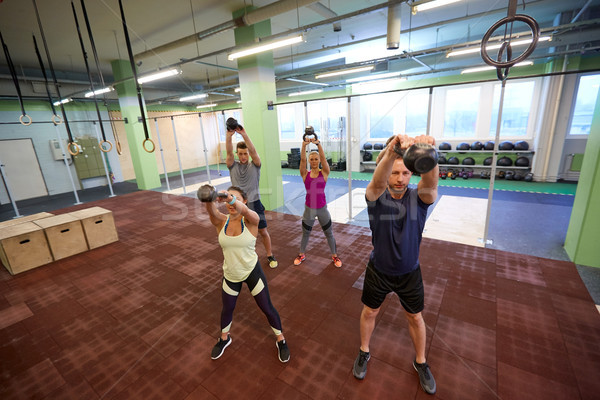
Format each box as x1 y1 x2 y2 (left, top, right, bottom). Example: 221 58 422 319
143 138 155 153
51 114 63 125
481 14 540 69
116 141 123 155
19 114 33 126
100 140 113 153
496 41 512 81
67 141 81 156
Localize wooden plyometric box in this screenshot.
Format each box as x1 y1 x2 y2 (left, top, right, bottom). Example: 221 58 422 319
68 207 118 249
34 214 88 260
0 222 53 275
0 212 54 229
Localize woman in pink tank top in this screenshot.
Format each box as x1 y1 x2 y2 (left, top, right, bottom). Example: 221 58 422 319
293 130 342 268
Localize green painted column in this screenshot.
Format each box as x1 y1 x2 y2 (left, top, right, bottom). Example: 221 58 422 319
232 8 283 210
564 85 600 268
111 59 161 190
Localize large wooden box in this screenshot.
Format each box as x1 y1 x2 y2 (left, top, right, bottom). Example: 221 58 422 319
0 222 53 275
0 212 54 229
69 207 118 249
34 214 88 260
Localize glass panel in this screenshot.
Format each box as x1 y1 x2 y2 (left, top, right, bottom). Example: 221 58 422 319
307 102 322 137
443 86 480 138
277 104 297 140
569 74 600 136
490 81 535 137
368 92 398 139
405 90 429 136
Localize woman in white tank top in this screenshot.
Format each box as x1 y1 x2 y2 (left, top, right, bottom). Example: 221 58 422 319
204 186 290 363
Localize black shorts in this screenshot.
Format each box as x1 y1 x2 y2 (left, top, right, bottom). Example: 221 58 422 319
248 199 267 229
361 261 424 314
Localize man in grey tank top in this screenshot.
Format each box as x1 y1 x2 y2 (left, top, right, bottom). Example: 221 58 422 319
226 118 278 268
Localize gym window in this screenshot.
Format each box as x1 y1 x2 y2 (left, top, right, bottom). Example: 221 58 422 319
277 103 304 140
443 86 480 138
489 80 535 137
568 73 600 136
365 88 429 139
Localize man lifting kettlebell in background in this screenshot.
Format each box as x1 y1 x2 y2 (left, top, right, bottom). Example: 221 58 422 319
353 133 439 395
225 117 278 269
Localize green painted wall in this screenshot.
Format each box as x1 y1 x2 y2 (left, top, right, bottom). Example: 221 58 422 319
111 59 161 190
564 85 600 268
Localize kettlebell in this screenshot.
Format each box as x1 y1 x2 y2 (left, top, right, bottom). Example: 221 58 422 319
303 126 318 142
395 143 439 174
197 184 228 203
226 117 243 132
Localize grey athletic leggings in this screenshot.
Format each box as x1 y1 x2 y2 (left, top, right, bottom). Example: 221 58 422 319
300 205 337 254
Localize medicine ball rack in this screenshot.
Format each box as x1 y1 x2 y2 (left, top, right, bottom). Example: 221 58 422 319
438 150 534 170
359 149 380 171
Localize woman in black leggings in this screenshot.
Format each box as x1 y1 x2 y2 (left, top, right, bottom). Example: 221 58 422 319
204 185 290 362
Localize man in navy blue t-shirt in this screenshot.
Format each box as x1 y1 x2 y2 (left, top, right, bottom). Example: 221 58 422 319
352 134 439 395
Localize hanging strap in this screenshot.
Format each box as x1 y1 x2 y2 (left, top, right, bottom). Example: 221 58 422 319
71 1 112 152
32 34 62 125
32 0 80 155
0 30 31 125
80 0 117 153
117 0 155 153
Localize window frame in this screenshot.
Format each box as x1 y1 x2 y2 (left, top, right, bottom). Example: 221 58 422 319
566 72 600 139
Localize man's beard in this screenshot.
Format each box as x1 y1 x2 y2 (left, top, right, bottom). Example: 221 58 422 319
388 184 407 195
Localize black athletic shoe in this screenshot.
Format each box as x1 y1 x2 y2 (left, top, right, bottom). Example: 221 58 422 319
413 360 436 395
353 349 370 379
276 339 290 362
211 335 231 360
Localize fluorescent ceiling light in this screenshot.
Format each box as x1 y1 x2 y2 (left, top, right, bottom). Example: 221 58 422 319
285 78 329 87
288 89 323 97
315 66 374 79
84 87 113 98
179 93 208 102
53 98 72 106
236 100 242 104
228 35 303 61
196 103 218 109
461 61 533 74
346 71 403 83
234 87 241 92
447 36 552 57
137 68 180 84
412 0 462 14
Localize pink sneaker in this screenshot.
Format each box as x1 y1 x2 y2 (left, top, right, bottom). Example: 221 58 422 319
294 254 306 265
332 256 342 268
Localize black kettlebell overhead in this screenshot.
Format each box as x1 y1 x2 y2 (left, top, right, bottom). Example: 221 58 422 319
395 142 439 174
197 184 228 203
303 126 318 142
226 117 243 132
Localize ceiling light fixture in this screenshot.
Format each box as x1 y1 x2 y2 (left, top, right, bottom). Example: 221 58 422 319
461 61 533 74
179 93 208 102
412 0 463 14
196 103 218 109
315 65 374 79
285 78 329 86
53 98 72 106
346 71 403 83
137 68 181 84
236 100 242 104
288 89 323 97
227 35 304 61
84 87 113 98
234 87 241 92
447 36 552 57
